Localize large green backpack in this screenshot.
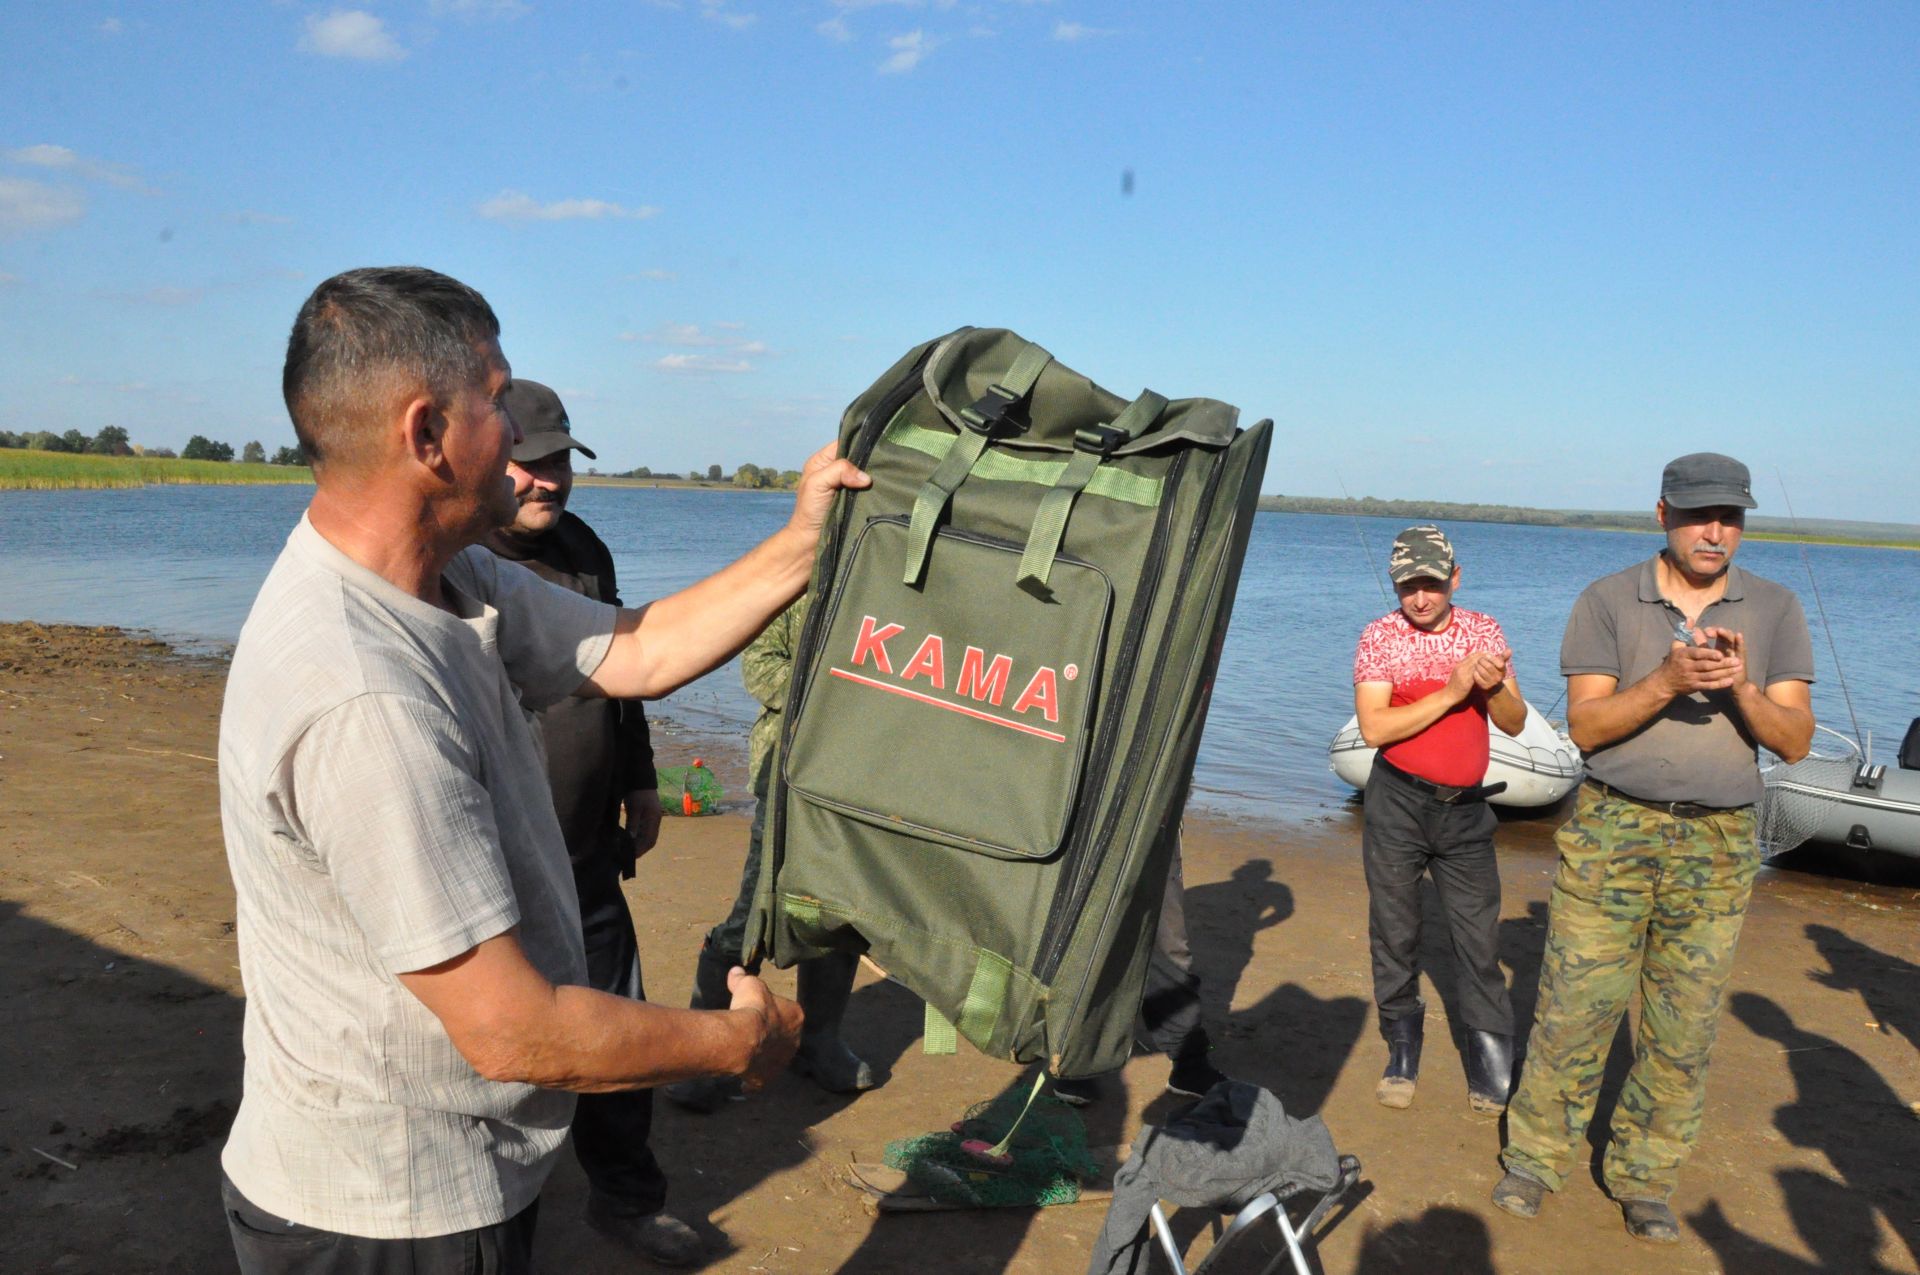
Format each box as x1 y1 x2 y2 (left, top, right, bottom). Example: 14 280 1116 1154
745 328 1271 1078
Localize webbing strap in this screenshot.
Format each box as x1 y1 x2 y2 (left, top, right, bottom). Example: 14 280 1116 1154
984 1069 1051 1160
923 1001 957 1055
903 342 1054 586
958 342 1054 427
920 950 1013 1055
1017 448 1101 588
1016 389 1168 589
902 427 990 585
781 895 822 927
881 416 1165 507
956 950 1012 1045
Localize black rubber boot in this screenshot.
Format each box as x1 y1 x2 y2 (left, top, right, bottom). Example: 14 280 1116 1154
1375 1014 1423 1109
791 952 876 1094
1464 1029 1515 1113
664 944 745 1114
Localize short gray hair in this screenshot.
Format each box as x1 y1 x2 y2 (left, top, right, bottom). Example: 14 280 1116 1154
282 266 501 468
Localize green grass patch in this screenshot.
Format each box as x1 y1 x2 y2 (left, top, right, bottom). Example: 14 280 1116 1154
0 450 314 491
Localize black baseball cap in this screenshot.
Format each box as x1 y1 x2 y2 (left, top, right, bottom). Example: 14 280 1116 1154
503 379 597 463
1660 452 1755 510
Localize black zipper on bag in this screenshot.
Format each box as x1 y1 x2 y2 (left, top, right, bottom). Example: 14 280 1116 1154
1035 442 1230 985
1029 447 1192 975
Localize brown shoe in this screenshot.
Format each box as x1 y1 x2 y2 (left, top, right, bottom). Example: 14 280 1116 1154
586 1196 704 1267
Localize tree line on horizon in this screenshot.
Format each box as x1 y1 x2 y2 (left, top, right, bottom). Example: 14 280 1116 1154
1256 492 1643 529
600 461 804 489
0 425 305 466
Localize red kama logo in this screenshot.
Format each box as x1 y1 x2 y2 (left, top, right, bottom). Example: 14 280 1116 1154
827 615 1078 743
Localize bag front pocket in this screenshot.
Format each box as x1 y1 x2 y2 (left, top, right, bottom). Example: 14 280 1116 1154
785 515 1112 860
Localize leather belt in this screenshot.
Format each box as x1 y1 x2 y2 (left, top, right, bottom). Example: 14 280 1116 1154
1375 755 1506 805
1583 779 1749 821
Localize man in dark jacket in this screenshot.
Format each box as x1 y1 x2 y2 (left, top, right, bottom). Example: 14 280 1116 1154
485 379 698 1266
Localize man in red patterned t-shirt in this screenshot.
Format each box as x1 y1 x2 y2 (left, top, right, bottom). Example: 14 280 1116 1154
1352 524 1527 1113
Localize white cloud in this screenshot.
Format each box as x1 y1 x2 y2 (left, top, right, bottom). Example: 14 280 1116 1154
4 144 155 193
299 10 407 61
700 0 756 29
0 178 86 235
429 0 530 17
98 17 124 35
627 322 762 352
1052 20 1115 42
655 353 754 374
630 267 677 281
880 29 938 73
477 190 660 222
226 209 295 226
817 15 851 40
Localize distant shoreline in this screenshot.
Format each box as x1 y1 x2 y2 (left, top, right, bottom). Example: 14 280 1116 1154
6 458 1913 550
1256 495 1920 550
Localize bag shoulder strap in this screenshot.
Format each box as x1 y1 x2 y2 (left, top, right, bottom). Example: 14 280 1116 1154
1016 388 1167 590
901 341 1054 586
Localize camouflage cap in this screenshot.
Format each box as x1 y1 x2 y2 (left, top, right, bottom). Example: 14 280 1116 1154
1388 524 1455 584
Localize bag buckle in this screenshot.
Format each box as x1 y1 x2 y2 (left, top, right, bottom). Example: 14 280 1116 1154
1074 423 1129 457
959 384 1022 435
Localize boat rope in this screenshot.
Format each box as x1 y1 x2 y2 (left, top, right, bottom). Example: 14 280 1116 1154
1335 468 1392 607
1776 473 1864 754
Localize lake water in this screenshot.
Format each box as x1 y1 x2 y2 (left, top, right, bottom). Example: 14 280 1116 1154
3 484 1916 825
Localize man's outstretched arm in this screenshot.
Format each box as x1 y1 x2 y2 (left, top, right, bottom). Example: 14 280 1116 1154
581 442 869 701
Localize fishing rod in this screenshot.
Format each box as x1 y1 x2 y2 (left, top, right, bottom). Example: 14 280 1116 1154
1776 472 1865 754
1335 468 1392 607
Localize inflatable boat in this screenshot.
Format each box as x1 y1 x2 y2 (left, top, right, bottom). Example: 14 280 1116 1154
1760 721 1920 860
1327 703 1583 808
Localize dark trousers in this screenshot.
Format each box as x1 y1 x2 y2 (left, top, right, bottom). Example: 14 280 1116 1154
571 861 669 1216
1138 842 1209 1058
1362 760 1514 1036
223 1175 538 1275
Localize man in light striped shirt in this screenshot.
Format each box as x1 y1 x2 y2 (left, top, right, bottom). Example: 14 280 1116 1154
217 266 867 1273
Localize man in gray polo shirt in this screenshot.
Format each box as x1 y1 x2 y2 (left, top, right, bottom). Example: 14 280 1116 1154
1492 453 1814 1243
218 266 864 1272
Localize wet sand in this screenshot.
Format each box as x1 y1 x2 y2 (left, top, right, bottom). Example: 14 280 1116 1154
2 621 1915 1274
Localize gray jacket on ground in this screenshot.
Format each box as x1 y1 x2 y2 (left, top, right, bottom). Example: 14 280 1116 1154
1087 1081 1340 1275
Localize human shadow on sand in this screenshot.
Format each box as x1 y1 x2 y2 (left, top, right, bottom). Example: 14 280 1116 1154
1805 922 1920 1057
0 898 244 1272
1352 1204 1494 1274
1685 991 1918 1273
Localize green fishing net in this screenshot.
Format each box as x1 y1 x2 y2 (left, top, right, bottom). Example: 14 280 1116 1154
656 760 724 815
882 1089 1100 1208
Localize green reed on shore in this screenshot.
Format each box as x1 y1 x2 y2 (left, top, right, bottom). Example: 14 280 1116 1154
0 450 314 491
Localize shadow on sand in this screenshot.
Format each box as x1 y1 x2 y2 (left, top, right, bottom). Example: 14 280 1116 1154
1 898 244 1272
1687 985 1917 1273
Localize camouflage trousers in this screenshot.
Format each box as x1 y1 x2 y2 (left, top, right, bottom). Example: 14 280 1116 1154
1502 784 1759 1201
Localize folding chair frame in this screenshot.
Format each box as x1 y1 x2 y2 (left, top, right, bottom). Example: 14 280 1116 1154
1147 1154 1362 1275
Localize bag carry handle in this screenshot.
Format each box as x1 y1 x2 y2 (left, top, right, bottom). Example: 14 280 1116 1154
901 341 1054 585
1016 388 1168 589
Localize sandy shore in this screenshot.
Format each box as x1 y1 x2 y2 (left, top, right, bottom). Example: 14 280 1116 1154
2 621 1915 1274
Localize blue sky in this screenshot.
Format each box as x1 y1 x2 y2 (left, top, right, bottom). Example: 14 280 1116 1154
2 2 1915 520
